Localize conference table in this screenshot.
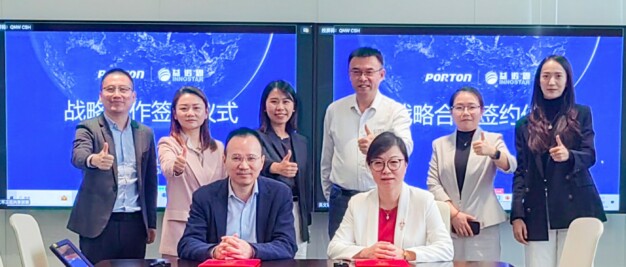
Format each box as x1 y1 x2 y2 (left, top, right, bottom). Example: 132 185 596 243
95 259 515 267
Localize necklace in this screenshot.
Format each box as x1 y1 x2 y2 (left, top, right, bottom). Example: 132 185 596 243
548 114 561 130
457 131 474 148
457 139 471 148
383 210 391 220
381 207 396 220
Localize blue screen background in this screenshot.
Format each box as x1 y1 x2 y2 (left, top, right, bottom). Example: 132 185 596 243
332 34 622 206
5 31 297 197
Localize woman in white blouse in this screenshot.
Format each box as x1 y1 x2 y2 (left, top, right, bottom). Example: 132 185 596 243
328 132 453 262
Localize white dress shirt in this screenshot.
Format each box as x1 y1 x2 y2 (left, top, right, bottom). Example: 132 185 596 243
320 91 413 200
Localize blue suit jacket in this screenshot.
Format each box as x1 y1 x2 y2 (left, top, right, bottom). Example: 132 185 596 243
178 176 297 261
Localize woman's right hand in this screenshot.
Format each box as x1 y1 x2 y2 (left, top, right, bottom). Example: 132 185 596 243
512 219 528 245
270 150 298 178
173 146 187 176
356 242 402 259
451 212 476 237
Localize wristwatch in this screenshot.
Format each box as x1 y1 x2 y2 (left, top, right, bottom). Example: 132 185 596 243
490 150 501 160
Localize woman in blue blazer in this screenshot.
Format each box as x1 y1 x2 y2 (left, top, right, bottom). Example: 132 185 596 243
256 80 312 259
511 55 606 267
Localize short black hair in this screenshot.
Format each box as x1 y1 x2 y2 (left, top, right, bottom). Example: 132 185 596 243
100 68 134 89
366 132 409 164
224 127 262 155
448 86 484 108
348 47 384 66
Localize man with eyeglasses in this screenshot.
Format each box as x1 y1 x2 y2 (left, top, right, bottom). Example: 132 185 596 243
321 47 413 239
178 127 297 262
68 68 158 264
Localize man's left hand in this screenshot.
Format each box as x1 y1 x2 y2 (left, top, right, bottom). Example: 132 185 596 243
147 228 157 244
221 234 254 259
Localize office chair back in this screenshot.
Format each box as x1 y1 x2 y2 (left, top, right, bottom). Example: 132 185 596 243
9 213 50 267
558 217 604 267
435 201 451 233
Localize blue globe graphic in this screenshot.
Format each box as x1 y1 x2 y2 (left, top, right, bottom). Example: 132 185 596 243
28 31 272 103
356 34 600 132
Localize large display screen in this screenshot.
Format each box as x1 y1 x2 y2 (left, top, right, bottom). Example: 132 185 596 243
1 21 314 207
314 25 623 211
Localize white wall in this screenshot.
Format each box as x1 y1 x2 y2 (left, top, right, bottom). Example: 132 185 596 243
1 0 626 25
2 0 626 266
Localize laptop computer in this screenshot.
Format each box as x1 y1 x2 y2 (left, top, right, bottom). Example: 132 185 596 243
49 239 93 267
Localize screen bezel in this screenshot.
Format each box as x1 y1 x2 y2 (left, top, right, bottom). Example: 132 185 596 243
0 20 314 209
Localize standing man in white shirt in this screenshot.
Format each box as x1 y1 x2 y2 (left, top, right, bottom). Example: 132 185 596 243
321 47 414 238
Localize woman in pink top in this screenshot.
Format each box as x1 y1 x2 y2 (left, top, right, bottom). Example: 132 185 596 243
158 86 226 259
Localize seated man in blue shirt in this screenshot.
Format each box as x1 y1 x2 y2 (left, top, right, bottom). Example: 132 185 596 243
178 127 297 261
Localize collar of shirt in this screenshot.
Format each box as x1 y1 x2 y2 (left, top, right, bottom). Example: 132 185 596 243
227 178 259 202
103 113 130 131
349 90 384 115
180 132 203 154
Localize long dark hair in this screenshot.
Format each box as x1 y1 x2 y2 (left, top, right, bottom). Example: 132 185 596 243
169 86 217 152
258 80 299 133
527 55 580 154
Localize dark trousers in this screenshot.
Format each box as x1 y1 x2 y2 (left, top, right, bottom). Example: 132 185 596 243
79 212 147 265
328 184 361 239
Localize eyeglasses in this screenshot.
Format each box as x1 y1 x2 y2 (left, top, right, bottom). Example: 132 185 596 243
369 159 404 172
451 105 481 113
349 68 383 78
102 85 133 95
229 154 261 165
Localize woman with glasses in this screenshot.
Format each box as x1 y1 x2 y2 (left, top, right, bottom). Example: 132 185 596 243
157 86 226 260
427 86 517 261
257 80 312 259
328 132 453 262
511 55 606 267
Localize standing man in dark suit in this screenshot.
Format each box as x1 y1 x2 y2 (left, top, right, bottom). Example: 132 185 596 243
178 127 297 262
68 68 158 265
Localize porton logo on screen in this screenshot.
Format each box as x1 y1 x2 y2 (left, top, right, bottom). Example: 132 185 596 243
484 71 532 86
424 73 473 83
97 70 146 80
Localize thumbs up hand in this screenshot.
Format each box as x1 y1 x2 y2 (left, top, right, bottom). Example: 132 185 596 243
173 146 187 176
472 132 497 157
358 124 375 154
91 142 115 170
549 135 570 162
270 149 298 178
